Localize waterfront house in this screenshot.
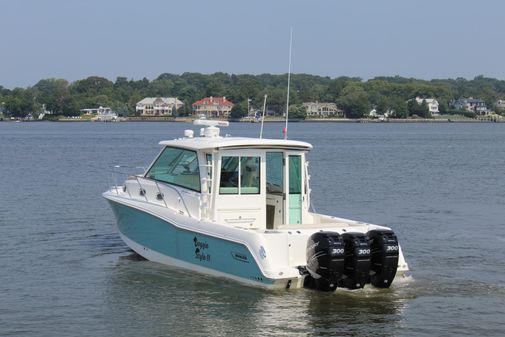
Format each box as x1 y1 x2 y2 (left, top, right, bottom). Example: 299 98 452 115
302 102 342 117
495 99 505 110
410 97 439 115
136 97 184 116
450 98 488 115
192 96 234 118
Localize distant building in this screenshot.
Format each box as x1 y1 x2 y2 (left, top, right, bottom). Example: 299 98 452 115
495 99 505 110
136 97 184 116
80 106 112 115
450 98 488 115
192 96 234 117
302 102 342 117
80 106 119 121
412 97 439 115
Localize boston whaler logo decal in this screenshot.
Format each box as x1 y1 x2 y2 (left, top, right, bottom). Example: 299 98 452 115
231 251 249 263
193 236 211 262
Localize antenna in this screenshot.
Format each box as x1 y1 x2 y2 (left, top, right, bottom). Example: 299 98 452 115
259 94 268 139
284 27 293 140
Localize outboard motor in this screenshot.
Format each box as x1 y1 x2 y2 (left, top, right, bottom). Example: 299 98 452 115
367 229 399 288
339 232 371 289
304 232 345 291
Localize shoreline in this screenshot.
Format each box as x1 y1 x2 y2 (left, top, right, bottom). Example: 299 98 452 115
2 117 504 123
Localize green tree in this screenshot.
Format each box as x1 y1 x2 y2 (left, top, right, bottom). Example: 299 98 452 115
128 90 143 116
230 100 247 119
71 76 113 96
337 83 370 118
375 96 390 115
4 88 36 117
389 98 407 118
288 104 307 119
33 78 72 114
407 98 430 118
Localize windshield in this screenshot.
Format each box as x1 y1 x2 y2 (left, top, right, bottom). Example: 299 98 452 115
146 147 201 192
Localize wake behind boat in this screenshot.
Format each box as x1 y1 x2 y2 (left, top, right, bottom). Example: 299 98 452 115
103 120 409 291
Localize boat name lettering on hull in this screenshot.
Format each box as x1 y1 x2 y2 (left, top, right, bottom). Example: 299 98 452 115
193 236 211 262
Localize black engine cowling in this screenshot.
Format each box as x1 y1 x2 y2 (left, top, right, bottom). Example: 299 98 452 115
339 232 371 289
304 231 345 291
367 229 399 288
303 229 401 291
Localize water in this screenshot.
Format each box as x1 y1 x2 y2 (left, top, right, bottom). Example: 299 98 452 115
1 122 504 336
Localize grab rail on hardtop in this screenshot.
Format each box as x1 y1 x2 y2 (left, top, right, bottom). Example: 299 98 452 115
109 165 193 219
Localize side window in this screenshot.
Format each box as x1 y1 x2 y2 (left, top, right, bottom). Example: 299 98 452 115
146 147 201 192
289 155 301 194
219 156 260 195
241 156 260 194
219 156 239 194
266 152 283 194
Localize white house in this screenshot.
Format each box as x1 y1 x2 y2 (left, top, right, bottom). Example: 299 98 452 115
302 102 342 117
414 97 439 115
136 97 184 116
495 99 505 110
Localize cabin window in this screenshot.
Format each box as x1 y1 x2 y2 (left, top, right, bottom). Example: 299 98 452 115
220 156 239 194
146 147 201 192
219 156 260 194
289 155 302 194
240 156 260 194
266 152 283 194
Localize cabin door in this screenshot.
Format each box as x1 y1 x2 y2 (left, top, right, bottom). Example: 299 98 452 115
286 153 302 225
266 152 284 228
266 151 303 227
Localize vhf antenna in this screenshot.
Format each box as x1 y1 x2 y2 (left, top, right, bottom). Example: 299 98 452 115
283 27 293 140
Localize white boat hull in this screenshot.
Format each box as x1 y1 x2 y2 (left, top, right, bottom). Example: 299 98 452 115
105 192 408 290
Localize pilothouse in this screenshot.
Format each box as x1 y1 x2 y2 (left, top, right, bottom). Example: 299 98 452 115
103 120 409 291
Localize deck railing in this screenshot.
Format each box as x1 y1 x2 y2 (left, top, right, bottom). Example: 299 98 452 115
109 165 193 218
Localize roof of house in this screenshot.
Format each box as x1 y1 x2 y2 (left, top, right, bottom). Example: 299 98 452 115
414 97 438 104
137 97 183 106
302 102 338 107
192 96 234 107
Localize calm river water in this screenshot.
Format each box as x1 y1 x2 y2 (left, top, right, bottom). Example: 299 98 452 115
1 121 504 336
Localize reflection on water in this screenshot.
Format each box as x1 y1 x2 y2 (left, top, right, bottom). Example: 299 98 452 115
104 253 416 337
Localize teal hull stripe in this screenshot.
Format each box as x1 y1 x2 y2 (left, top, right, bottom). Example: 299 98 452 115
109 201 273 285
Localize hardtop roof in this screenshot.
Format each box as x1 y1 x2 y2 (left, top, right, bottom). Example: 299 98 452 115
159 136 312 151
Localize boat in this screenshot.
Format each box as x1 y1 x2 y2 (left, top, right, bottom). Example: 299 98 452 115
95 111 119 122
103 120 409 291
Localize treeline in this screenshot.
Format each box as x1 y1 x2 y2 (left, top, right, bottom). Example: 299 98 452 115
1 73 505 118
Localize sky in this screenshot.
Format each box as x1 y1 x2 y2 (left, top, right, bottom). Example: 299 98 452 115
1 0 504 88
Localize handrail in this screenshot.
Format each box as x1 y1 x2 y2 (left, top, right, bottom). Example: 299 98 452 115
134 176 149 202
108 165 194 219
137 176 193 219
154 180 168 208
